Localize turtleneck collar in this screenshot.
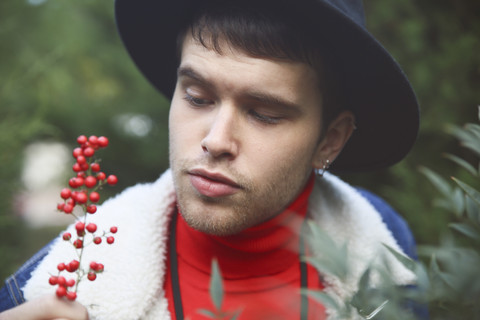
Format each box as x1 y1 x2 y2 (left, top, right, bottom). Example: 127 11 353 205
176 175 315 283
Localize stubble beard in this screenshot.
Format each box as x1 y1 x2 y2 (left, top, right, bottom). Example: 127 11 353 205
170 156 312 236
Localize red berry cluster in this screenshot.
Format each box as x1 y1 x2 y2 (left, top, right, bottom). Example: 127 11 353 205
57 135 117 216
49 135 118 301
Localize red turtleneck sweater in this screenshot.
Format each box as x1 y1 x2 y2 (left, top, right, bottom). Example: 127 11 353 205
164 177 325 319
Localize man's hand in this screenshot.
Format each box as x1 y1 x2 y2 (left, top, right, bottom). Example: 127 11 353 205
0 295 88 320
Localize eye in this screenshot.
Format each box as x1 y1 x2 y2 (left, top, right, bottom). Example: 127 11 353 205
183 92 212 107
249 109 282 125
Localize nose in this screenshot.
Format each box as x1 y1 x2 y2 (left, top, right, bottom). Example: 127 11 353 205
201 105 239 159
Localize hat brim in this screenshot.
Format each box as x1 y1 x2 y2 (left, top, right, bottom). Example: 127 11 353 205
115 0 419 172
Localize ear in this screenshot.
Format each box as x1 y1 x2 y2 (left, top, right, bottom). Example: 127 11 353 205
312 111 356 169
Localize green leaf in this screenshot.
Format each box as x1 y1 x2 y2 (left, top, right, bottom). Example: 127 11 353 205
419 166 451 197
304 289 340 310
429 255 441 275
465 195 480 226
451 187 466 217
414 262 430 292
448 123 480 157
452 178 480 207
228 310 242 320
449 223 480 241
383 244 417 272
209 259 224 311
305 221 349 280
443 153 478 176
197 309 217 319
464 123 480 141
358 268 371 291
363 300 389 320
305 256 346 281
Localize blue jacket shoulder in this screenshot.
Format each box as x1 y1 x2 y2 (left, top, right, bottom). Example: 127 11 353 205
356 188 417 259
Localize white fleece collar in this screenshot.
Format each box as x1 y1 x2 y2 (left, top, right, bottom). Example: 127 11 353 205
309 173 415 319
23 170 414 319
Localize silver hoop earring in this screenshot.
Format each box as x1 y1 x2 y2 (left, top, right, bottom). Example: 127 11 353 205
315 159 330 177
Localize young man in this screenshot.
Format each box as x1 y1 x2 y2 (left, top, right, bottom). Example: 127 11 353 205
0 0 420 319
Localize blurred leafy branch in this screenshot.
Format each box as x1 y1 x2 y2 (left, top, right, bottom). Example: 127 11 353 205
302 107 480 319
198 260 242 320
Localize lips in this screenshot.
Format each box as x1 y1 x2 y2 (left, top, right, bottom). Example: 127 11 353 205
188 169 241 197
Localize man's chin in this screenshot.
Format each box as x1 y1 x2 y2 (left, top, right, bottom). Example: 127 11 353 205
179 208 249 236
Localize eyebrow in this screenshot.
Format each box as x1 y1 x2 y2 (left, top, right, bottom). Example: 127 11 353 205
177 65 303 115
245 91 302 116
177 66 210 87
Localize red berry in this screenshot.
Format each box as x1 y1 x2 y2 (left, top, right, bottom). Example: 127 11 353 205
93 237 102 244
85 176 97 188
90 261 98 269
80 162 89 171
106 236 115 244
72 163 82 172
67 260 80 272
57 276 66 286
77 135 88 145
66 291 77 301
57 203 65 211
73 239 83 249
88 135 98 146
67 198 76 206
107 175 118 185
110 226 118 234
73 147 83 158
87 204 97 214
62 232 72 241
57 263 66 271
66 279 76 287
96 172 106 181
76 155 86 165
60 188 71 200
49 276 58 286
74 192 87 204
83 147 95 157
89 192 100 203
75 177 85 188
75 221 85 232
91 163 101 172
97 136 109 148
86 223 97 233
56 286 67 298
69 178 77 188
87 272 97 281
96 263 104 273
63 204 74 214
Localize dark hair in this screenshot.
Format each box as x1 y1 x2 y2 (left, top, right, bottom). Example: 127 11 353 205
176 1 345 134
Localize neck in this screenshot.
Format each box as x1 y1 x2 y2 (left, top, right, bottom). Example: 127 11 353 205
176 175 315 279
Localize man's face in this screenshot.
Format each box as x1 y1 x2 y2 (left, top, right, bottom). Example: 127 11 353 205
169 35 325 236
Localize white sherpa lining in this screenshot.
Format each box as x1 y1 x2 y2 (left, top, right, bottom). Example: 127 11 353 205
310 173 415 319
23 171 176 320
23 170 414 319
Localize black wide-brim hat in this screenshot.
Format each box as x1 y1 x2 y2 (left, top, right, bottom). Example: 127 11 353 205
115 0 419 172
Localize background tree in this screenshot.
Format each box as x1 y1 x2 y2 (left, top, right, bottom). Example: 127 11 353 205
0 0 479 283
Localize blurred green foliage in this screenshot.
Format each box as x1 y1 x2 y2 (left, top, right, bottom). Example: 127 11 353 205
0 0 171 280
304 110 480 319
0 0 479 289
